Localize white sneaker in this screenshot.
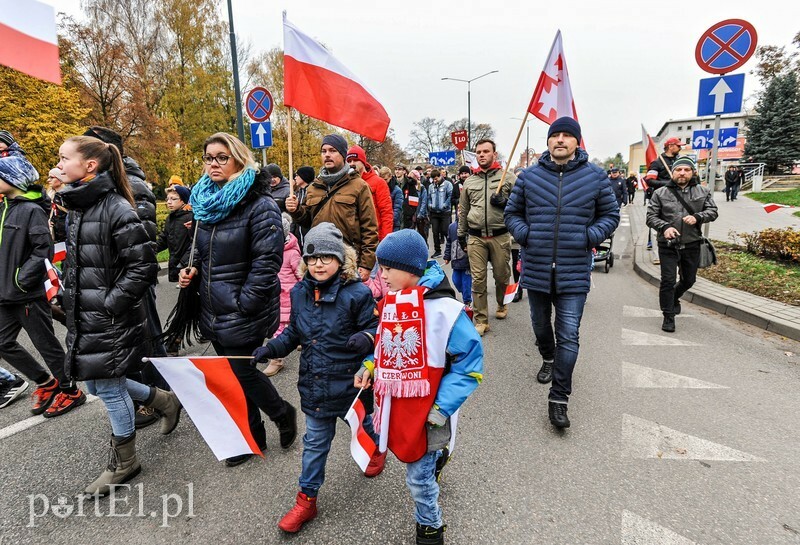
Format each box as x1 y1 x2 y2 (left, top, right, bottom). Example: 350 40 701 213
0 377 29 409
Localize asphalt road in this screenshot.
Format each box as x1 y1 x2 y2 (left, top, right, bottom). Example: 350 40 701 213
1 207 799 544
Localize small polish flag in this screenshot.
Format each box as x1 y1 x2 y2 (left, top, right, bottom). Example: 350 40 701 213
462 150 479 170
344 394 377 473
52 241 66 263
503 282 519 305
43 258 60 302
763 203 791 214
408 195 419 207
149 357 263 461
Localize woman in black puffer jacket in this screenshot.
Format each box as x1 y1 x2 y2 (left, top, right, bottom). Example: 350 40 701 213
58 136 182 496
179 132 297 467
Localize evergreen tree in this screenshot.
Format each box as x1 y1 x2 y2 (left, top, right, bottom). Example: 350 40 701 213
745 72 800 174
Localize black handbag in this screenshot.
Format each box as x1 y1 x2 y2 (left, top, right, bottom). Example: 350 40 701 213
667 187 717 268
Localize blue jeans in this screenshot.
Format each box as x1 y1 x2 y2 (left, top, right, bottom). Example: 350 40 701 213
451 269 472 303
0 365 15 381
300 413 378 497
406 450 444 528
85 377 152 437
527 290 587 403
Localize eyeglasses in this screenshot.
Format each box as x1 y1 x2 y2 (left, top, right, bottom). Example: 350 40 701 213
305 255 334 265
202 154 230 165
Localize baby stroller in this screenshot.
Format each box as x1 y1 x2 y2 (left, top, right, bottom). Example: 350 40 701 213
592 235 614 273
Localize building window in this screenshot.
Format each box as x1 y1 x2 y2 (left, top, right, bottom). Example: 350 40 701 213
734 122 740 127
705 124 711 128
687 125 692 130
678 126 683 131
685 138 690 145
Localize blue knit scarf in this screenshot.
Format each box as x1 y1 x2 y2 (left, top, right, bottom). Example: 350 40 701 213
190 168 256 224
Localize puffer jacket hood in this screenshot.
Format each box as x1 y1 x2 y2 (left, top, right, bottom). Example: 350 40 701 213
123 156 157 244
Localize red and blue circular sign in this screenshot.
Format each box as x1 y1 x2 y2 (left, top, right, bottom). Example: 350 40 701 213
695 19 758 75
245 87 273 122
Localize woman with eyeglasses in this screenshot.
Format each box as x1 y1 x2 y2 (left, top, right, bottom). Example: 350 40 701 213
178 132 297 467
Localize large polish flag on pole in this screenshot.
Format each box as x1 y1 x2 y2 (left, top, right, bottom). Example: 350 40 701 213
0 0 61 84
283 14 390 142
150 357 263 461
528 31 578 126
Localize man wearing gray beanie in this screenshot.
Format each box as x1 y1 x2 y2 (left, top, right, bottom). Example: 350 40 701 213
285 134 379 282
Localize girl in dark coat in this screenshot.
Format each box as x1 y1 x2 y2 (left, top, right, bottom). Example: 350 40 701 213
178 132 297 467
57 136 182 496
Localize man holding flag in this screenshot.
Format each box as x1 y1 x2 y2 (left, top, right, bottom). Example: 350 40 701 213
505 118 619 429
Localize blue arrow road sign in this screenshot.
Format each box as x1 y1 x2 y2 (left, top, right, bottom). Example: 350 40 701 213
697 74 745 116
691 128 739 149
249 122 272 149
428 151 456 167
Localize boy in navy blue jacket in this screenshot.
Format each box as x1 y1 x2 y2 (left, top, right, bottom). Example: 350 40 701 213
252 222 384 534
443 214 471 308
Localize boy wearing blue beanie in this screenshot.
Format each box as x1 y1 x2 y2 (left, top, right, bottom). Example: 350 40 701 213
355 229 484 545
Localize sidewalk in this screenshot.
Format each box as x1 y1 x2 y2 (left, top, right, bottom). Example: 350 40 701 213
626 202 800 342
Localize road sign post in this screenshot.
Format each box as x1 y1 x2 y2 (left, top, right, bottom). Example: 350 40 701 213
245 87 274 123
451 130 468 151
428 151 457 167
249 121 273 149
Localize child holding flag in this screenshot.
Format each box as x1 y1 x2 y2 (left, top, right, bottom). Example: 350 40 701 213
355 229 484 545
0 155 85 417
252 222 383 533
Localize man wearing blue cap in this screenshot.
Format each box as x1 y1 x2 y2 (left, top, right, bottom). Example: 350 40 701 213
505 117 619 429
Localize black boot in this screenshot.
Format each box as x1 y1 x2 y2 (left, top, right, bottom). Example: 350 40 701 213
275 402 298 449
537 360 553 384
662 314 676 333
673 299 682 315
416 523 446 545
548 401 570 429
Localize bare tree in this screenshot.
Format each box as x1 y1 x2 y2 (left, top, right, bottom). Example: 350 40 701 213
407 117 448 157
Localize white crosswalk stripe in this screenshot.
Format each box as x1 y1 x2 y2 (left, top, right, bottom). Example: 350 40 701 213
622 362 728 389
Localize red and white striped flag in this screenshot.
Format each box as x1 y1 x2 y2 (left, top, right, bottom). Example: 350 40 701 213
641 125 659 167
763 203 791 214
283 14 390 142
43 258 60 302
408 195 419 207
344 392 377 473
0 0 61 84
503 282 519 305
52 241 66 263
149 357 263 461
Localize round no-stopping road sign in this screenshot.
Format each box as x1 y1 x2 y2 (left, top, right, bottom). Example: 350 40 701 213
245 87 273 122
695 19 757 75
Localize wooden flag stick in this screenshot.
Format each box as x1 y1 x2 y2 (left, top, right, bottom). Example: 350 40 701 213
497 112 530 194
287 106 295 197
142 356 255 363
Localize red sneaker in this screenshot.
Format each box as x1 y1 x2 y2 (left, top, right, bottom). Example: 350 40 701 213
31 380 59 415
364 449 387 478
43 390 87 418
278 492 317 533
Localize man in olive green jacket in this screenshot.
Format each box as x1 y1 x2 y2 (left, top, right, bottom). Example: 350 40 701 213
457 139 516 335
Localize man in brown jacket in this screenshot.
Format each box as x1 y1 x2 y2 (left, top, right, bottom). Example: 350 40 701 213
286 134 378 281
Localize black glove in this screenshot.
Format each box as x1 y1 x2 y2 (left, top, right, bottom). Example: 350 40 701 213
489 193 507 209
458 236 467 252
252 343 277 363
346 332 374 354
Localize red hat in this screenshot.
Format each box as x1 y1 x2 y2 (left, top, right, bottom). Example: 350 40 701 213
664 137 683 148
346 145 370 168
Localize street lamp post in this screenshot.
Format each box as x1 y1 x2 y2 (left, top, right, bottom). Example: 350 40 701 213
227 0 245 142
442 70 499 150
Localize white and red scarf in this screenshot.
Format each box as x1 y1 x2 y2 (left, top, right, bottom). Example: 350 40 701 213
374 286 429 398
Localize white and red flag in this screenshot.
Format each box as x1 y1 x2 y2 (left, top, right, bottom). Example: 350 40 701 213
407 195 419 207
283 14 390 142
640 124 659 167
149 357 263 461
52 241 66 263
344 391 377 473
0 0 61 84
503 282 519 305
43 258 60 302
763 203 792 214
528 31 579 127
462 150 479 171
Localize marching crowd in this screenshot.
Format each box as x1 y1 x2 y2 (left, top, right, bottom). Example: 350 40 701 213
0 114 720 544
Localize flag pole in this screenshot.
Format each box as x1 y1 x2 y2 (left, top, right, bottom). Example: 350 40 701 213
496 112 530 194
287 106 295 198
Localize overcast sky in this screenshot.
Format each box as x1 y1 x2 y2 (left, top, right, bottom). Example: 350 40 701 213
49 0 796 162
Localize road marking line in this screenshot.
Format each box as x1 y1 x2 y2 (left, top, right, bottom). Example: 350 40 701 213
622 328 701 346
0 394 99 441
623 305 694 318
622 362 728 389
622 414 766 461
622 511 698 545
